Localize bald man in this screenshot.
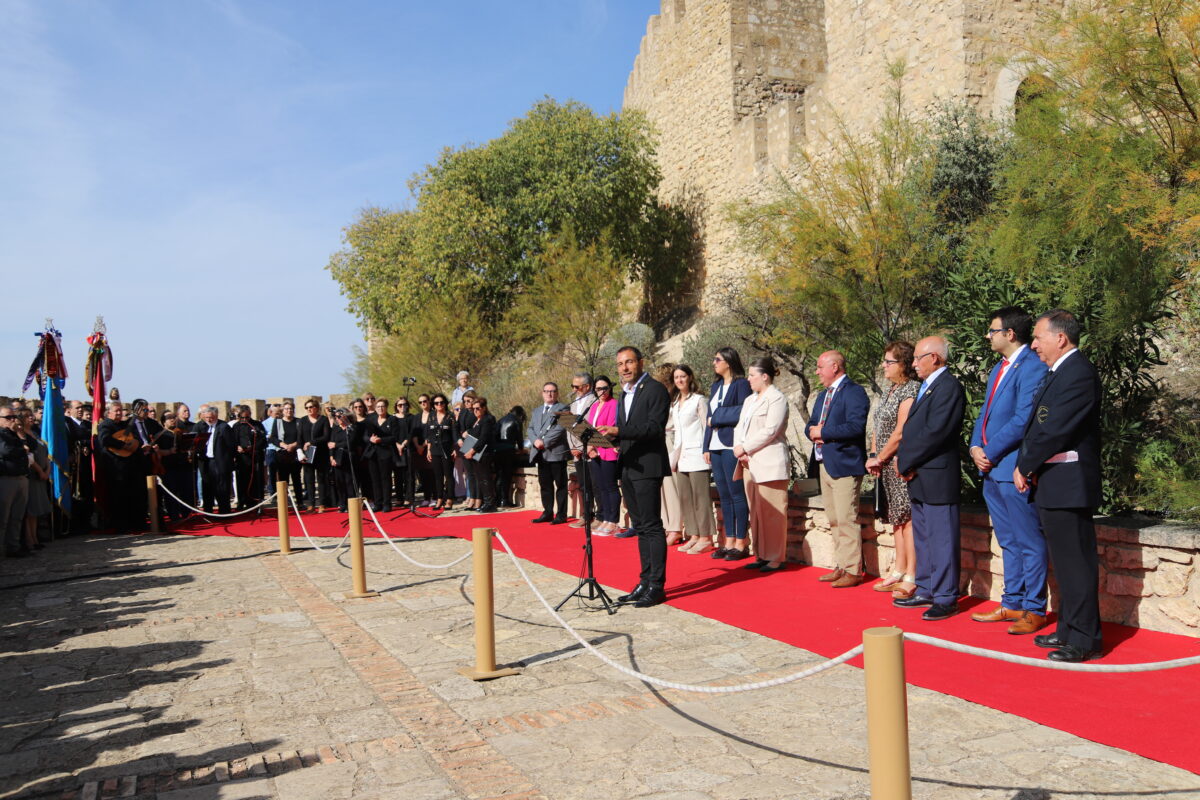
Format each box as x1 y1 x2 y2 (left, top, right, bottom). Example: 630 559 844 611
804 350 870 586
895 336 966 621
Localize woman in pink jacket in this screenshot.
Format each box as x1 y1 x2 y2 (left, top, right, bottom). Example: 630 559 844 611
585 376 622 534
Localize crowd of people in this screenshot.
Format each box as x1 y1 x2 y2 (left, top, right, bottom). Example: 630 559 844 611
0 307 1103 661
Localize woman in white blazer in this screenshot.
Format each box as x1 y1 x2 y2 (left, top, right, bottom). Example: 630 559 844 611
733 357 791 572
670 365 716 554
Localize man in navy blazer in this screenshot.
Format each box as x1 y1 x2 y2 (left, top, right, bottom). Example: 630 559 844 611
1016 310 1103 662
968 307 1051 634
805 351 870 586
597 346 671 607
895 336 966 621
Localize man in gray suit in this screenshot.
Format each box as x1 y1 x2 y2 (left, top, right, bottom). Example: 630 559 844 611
526 382 569 524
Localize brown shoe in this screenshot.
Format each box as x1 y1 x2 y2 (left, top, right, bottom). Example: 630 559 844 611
830 572 862 588
818 568 846 583
970 605 1023 623
1008 611 1048 635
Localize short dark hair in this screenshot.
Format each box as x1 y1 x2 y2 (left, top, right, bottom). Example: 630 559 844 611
542 382 559 392
616 345 643 361
990 306 1034 344
716 347 745 378
1038 308 1081 345
748 356 777 379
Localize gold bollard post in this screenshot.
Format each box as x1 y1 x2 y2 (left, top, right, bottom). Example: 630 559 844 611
344 497 379 599
276 480 292 556
864 627 912 800
458 527 520 681
146 476 161 534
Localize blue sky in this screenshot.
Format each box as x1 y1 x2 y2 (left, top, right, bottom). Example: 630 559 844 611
0 0 657 405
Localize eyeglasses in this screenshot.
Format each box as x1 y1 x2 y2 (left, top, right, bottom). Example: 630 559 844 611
914 352 937 361
985 327 1010 338
713 356 724 363
571 384 585 391
542 389 557 394
881 358 901 365
433 400 446 405
595 386 610 393
0 415 13 420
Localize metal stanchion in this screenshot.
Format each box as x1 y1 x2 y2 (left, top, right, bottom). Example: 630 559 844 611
344 497 379 599
863 626 912 800
276 480 292 555
146 476 161 534
458 527 520 681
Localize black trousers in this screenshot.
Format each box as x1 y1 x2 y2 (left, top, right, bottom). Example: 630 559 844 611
1038 505 1102 652
467 456 496 507
537 459 568 519
108 466 148 533
622 474 666 590
234 454 263 509
430 455 455 502
333 465 358 509
275 456 302 506
495 451 517 505
200 459 232 514
302 462 331 509
392 462 413 507
162 465 195 520
367 456 394 510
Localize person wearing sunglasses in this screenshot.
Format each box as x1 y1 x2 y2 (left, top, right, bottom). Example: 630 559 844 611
299 400 333 511
423 394 458 510
0 407 32 557
391 398 417 508
585 378 621 534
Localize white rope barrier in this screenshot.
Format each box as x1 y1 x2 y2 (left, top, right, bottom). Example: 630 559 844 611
904 631 1200 673
491 530 864 693
286 491 350 554
364 504 473 570
155 477 276 519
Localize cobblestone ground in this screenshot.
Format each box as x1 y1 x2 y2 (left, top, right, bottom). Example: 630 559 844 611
2 521 1198 800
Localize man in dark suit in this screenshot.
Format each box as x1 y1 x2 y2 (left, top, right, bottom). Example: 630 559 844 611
195 404 236 514
525 383 569 524
969 306 1051 635
1016 309 1103 662
805 350 870 587
895 336 966 621
597 346 671 608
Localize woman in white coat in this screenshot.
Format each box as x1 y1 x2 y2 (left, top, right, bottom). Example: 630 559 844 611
670 365 716 554
733 357 791 572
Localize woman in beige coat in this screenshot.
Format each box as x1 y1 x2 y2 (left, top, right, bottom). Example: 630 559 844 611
733 357 791 572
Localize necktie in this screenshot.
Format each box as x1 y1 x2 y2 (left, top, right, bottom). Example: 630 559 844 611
814 384 839 459
981 358 1009 446
917 380 929 402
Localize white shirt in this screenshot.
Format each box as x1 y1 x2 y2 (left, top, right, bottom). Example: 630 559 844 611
708 381 730 451
622 372 649 419
206 423 216 458
1049 347 1078 372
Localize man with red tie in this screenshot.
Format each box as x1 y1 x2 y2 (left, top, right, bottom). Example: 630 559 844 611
968 307 1050 634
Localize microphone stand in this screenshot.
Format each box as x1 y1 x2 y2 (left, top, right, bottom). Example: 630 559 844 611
555 428 616 614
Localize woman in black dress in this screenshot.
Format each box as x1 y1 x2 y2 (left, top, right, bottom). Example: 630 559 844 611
364 398 399 512
423 394 457 510
462 396 498 512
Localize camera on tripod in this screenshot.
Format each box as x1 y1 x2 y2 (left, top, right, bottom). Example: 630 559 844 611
402 376 417 386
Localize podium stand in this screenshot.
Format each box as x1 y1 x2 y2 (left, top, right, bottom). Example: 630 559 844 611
554 411 617 614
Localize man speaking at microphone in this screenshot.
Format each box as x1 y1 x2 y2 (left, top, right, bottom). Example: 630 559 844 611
597 346 671 608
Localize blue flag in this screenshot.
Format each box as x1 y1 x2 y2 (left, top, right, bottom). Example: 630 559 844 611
40 371 72 514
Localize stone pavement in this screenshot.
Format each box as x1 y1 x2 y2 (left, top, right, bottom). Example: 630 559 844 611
1 523 1198 800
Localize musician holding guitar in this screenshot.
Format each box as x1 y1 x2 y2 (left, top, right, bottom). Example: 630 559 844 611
97 401 152 533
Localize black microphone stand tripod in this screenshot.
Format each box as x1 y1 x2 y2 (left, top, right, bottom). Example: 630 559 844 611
555 428 616 614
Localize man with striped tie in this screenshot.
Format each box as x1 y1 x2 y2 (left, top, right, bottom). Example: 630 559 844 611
968 307 1050 635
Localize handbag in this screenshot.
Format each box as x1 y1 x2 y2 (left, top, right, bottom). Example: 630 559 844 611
872 476 889 520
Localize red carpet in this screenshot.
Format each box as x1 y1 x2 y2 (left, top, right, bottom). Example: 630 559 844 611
175 508 1200 774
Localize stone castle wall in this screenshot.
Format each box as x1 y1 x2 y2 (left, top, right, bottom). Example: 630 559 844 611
624 0 1061 309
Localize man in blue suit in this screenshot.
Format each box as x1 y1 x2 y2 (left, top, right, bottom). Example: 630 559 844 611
969 307 1050 635
805 351 869 587
895 336 966 620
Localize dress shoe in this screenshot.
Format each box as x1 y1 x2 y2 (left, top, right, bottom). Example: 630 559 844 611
617 584 647 603
710 547 729 559
1007 611 1048 635
1047 645 1100 663
970 605 1023 623
550 517 569 525
531 514 553 524
614 528 637 538
723 548 751 561
831 572 862 588
818 568 845 583
743 559 769 570
633 588 666 608
476 505 498 514
922 603 959 621
1034 632 1069 650
758 563 786 573
893 595 934 608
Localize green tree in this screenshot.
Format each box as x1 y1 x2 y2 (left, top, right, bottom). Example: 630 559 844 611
732 63 945 393
328 98 689 335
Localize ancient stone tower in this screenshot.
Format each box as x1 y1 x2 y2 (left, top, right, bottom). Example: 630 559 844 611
624 0 1061 311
